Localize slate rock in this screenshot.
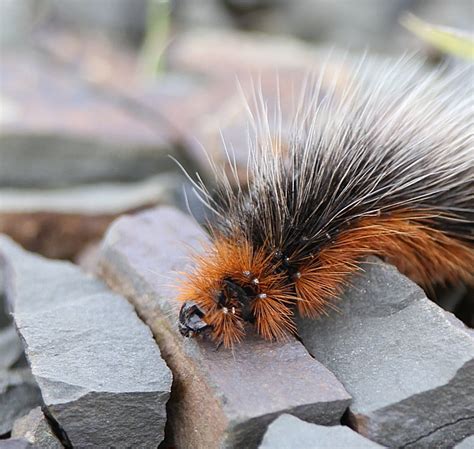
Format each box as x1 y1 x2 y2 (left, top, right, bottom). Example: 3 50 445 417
97 206 352 449
0 174 179 259
0 368 42 436
0 236 172 448
46 0 147 44
455 435 474 449
0 439 34 449
11 407 62 449
297 258 474 449
259 414 386 449
0 326 23 369
0 53 176 188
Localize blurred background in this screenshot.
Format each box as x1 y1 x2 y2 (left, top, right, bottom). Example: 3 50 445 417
0 0 473 324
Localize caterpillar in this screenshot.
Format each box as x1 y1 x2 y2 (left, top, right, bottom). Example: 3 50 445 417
176 56 474 348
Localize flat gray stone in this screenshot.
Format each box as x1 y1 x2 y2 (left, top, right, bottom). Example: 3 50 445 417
297 258 474 449
0 368 42 435
45 0 147 43
0 53 177 188
12 407 62 449
0 236 172 448
0 174 179 215
259 414 385 449
0 439 33 449
0 174 179 260
455 435 474 449
97 206 352 449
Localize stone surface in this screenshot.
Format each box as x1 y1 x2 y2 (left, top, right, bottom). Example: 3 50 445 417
11 407 62 449
0 326 23 370
0 269 39 437
46 0 147 44
75 241 101 274
0 174 179 260
0 175 179 215
259 414 385 449
455 435 474 449
0 368 42 436
0 439 34 449
0 211 112 261
0 236 172 448
97 206 351 449
0 174 181 259
297 258 474 449
0 53 177 188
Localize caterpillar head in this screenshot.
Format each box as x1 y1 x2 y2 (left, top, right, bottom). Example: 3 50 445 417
178 238 297 347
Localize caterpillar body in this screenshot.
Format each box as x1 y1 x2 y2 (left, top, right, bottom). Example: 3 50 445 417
177 56 474 348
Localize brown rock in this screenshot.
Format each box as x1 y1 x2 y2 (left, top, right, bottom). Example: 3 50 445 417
0 211 113 261
96 206 351 449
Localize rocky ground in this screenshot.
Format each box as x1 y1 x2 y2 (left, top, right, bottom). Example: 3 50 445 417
0 27 473 449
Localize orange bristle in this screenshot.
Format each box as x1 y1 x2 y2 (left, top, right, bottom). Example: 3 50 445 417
178 211 473 347
293 212 474 319
178 237 294 346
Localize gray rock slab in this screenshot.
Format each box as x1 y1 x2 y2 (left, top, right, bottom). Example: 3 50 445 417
0 174 179 260
0 174 179 215
259 414 386 449
0 368 42 435
0 439 34 449
45 0 147 43
0 236 172 448
0 326 23 370
12 407 62 449
96 206 352 449
455 435 474 449
0 53 177 188
296 258 474 449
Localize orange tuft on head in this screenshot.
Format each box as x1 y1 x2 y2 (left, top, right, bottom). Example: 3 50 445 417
177 236 295 346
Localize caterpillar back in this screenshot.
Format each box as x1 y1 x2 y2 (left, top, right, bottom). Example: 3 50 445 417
177 56 474 347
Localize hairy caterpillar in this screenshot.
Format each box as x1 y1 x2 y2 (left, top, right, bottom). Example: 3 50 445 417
177 56 474 348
